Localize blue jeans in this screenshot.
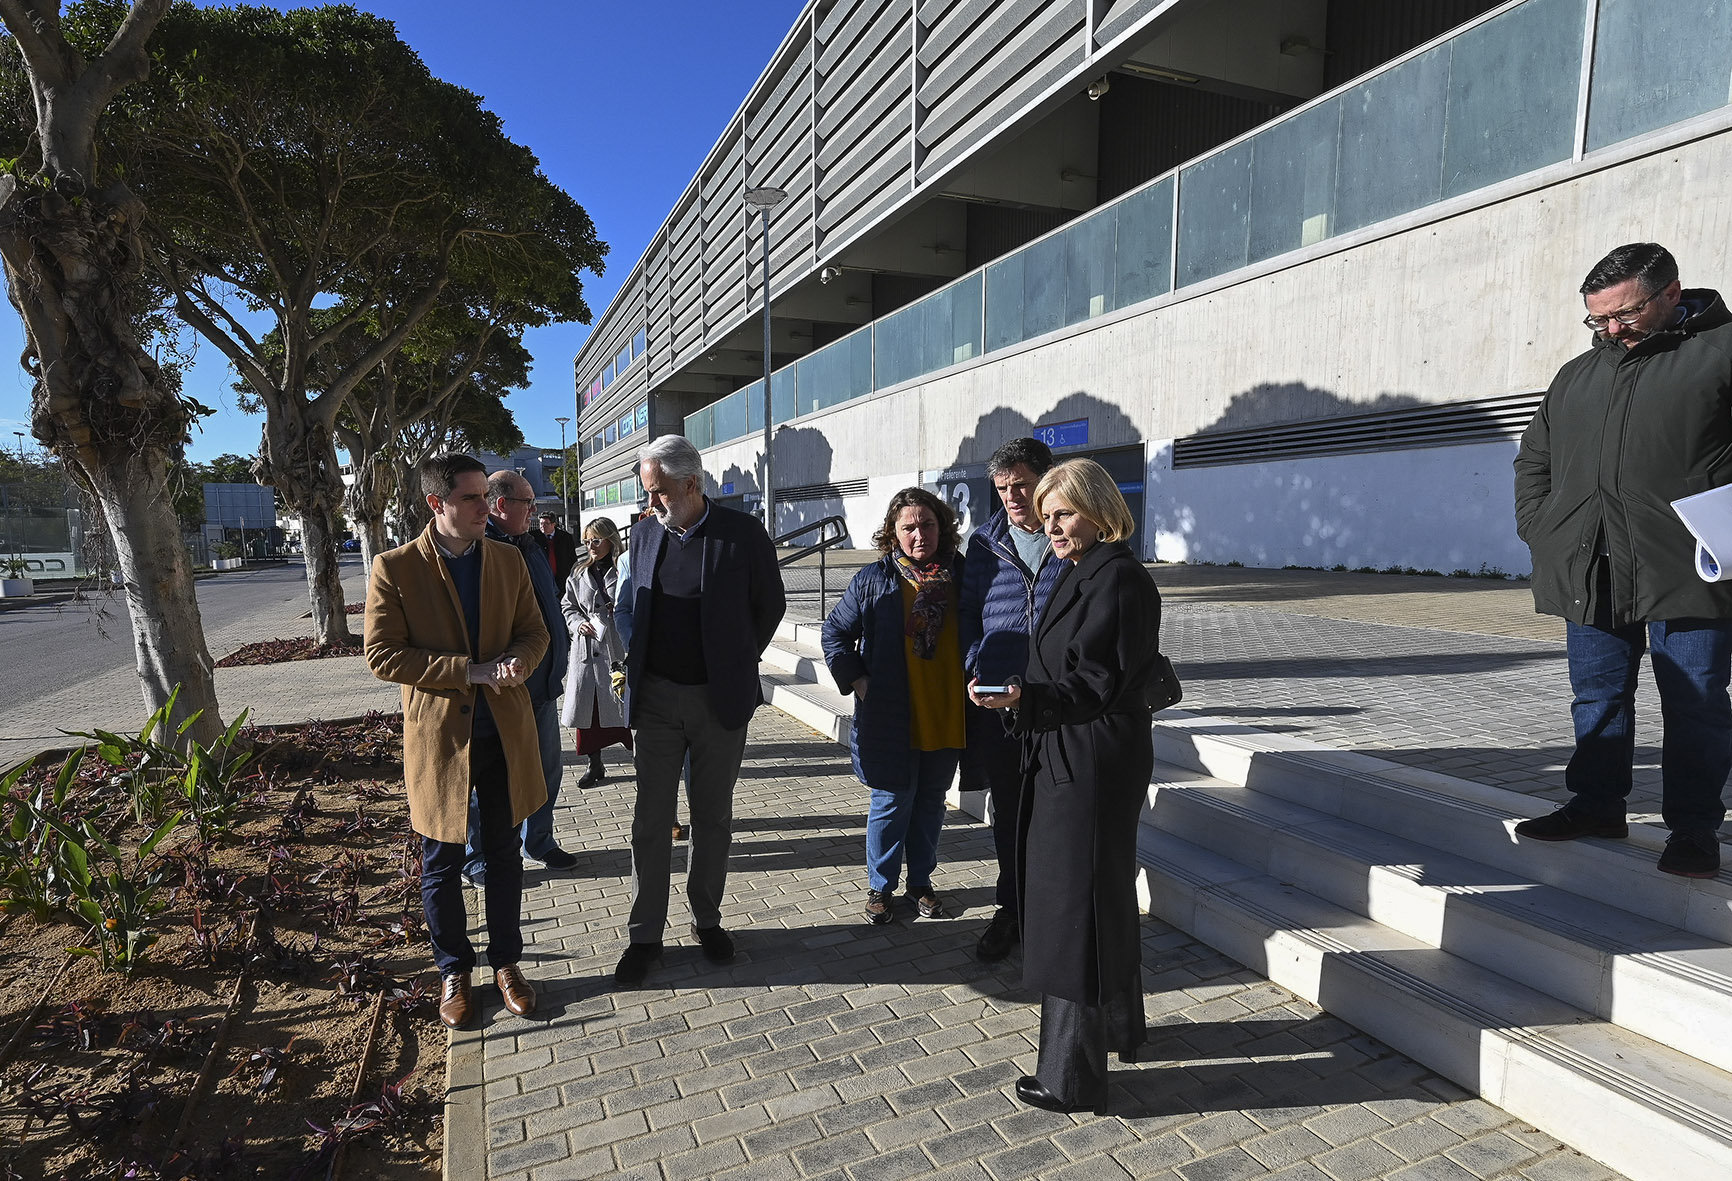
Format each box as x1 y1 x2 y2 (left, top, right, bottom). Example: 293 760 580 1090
1565 618 1732 834
522 697 566 860
467 697 564 872
865 749 958 894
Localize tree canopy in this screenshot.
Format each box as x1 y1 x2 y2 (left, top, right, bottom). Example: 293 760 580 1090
83 1 606 641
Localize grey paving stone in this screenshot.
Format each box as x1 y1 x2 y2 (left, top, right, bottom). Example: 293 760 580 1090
925 1121 1012 1166
982 1136 1069 1179
1376 1117 1467 1163
1313 1138 1409 1181
792 1129 878 1173
847 1144 940 1181
487 1131 569 1177
452 702 1627 1181
743 1113 824 1158
1182 1111 1268 1155
1178 1148 1271 1181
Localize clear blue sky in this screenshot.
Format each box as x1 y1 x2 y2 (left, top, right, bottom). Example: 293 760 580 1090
0 0 805 462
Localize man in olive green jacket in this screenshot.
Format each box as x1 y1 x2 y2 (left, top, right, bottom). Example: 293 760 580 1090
1513 243 1732 878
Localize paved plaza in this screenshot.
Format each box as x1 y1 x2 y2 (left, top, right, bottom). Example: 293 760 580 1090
3 561 1643 1179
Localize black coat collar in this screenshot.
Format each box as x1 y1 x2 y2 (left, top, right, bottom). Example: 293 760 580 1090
1036 540 1128 641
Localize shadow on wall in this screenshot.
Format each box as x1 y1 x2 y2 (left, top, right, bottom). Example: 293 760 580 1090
1150 381 1532 574
716 425 841 543
1201 381 1424 434
931 392 1146 543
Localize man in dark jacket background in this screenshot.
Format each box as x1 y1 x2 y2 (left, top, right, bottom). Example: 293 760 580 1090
1513 242 1732 878
959 436 1068 960
464 470 575 876
538 512 579 584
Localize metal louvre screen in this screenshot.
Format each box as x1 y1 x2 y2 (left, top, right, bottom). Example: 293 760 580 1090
1170 391 1543 469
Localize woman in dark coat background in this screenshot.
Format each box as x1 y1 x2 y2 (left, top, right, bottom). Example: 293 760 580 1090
822 487 967 926
971 457 1163 1116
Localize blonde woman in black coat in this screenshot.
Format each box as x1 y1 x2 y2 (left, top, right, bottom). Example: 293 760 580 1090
970 458 1163 1116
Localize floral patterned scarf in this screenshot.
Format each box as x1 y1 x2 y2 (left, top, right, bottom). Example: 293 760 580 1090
892 550 951 659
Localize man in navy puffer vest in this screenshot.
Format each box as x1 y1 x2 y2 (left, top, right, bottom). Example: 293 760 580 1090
959 437 1066 961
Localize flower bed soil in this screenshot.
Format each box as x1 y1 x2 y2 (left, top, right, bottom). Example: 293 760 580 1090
215 638 364 668
0 715 442 1180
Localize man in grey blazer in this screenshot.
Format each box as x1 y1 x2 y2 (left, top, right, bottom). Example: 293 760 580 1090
612 434 785 986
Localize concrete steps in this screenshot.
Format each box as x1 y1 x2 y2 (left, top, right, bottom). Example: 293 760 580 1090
757 625 1732 1181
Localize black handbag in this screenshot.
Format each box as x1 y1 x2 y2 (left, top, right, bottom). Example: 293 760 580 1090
1147 654 1183 712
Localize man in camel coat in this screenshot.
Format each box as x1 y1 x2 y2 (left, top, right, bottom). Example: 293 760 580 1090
365 452 549 1029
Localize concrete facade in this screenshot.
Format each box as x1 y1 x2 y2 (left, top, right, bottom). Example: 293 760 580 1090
575 0 1732 572
668 123 1732 568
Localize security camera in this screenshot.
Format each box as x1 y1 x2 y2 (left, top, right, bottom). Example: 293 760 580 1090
1086 77 1110 101
819 266 843 285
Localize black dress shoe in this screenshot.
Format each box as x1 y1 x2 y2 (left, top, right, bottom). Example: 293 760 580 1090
976 908 1020 962
577 760 606 788
537 847 578 870
1015 1075 1106 1117
613 942 663 987
1513 805 1628 842
691 923 735 963
1658 831 1721 878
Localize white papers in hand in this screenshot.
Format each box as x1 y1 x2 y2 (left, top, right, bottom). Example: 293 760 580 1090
1670 484 1732 582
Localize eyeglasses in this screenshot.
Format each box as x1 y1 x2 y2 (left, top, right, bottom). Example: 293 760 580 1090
501 496 535 507
584 538 609 546
1583 288 1664 330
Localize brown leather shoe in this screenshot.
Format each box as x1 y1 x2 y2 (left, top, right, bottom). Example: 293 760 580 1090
494 964 537 1017
438 972 474 1029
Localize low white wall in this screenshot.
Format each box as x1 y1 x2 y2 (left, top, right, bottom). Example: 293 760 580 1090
1146 439 1532 576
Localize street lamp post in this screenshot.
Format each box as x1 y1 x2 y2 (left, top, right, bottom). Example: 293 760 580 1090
555 415 571 532
743 185 787 539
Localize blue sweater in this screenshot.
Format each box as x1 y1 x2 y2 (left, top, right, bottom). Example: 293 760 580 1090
958 508 1068 683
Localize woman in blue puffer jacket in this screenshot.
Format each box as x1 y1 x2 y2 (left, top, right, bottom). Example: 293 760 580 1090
822 487 967 927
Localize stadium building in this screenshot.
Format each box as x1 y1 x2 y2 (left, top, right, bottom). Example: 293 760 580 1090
572 0 1732 572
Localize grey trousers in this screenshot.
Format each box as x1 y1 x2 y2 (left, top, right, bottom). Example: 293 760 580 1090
627 674 750 942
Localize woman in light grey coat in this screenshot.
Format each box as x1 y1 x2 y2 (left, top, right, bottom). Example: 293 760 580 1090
561 519 631 786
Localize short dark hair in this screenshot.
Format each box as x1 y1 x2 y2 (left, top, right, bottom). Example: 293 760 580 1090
987 436 1054 478
871 487 961 559
1581 243 1678 296
419 453 485 500
539 511 559 522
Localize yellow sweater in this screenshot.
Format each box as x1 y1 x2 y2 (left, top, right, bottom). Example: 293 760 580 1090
901 581 965 752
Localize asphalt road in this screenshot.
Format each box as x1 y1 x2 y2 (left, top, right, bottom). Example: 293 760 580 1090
0 558 365 717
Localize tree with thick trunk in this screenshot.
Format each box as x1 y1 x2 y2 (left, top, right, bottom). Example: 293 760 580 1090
99 4 602 644
0 0 224 743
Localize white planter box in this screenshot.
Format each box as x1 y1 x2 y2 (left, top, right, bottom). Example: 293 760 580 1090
212 558 242 571
0 577 34 597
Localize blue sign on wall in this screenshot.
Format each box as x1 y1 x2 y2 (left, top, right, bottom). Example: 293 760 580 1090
720 482 735 496
1032 417 1089 449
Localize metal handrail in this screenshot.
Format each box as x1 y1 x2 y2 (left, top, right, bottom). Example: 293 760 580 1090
774 515 849 616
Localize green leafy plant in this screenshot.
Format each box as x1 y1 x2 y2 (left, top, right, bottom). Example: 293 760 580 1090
65 685 254 836
0 751 98 920
213 541 243 560
1 556 29 578
58 809 183 973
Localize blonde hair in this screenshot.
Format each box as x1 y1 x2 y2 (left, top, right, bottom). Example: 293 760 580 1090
579 517 626 566
1034 458 1136 542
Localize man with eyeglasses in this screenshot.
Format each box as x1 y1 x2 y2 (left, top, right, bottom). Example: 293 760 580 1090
464 470 575 877
1514 243 1732 878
